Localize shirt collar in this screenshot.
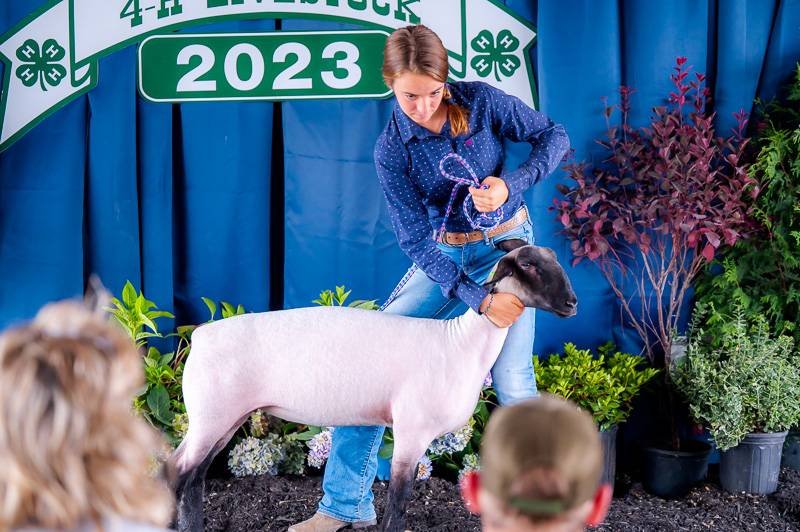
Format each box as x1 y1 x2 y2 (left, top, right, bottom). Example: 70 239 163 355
393 101 437 144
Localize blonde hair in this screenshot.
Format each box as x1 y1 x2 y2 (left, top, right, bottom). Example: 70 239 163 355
0 301 174 530
479 395 602 527
382 24 470 136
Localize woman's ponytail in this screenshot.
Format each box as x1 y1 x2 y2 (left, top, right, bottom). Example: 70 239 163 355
443 85 470 137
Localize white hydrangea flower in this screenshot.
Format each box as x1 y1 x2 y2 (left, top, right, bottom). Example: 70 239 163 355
428 424 473 456
458 453 481 480
307 428 334 468
228 435 285 477
416 454 433 481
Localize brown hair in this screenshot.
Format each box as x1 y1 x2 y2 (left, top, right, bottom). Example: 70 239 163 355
382 24 470 136
0 301 174 530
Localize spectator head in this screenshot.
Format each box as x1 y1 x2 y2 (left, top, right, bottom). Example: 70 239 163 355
0 298 173 530
461 394 611 531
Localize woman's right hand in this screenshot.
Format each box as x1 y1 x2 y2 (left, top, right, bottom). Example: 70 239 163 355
480 292 524 328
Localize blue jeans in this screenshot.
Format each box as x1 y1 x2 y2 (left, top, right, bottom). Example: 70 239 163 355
318 215 538 523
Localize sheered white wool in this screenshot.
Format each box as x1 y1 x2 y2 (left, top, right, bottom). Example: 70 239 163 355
180 305 507 446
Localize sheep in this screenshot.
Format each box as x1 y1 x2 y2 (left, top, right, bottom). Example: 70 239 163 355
169 239 577 532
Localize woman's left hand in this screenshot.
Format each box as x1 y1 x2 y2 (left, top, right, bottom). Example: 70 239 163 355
469 176 509 212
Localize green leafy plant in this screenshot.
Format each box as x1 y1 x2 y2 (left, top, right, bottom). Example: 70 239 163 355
200 297 246 321
107 280 174 348
672 302 800 450
535 343 660 431
108 281 247 446
695 64 800 346
312 285 380 310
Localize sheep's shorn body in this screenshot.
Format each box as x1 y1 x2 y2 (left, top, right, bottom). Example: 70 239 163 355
170 241 577 532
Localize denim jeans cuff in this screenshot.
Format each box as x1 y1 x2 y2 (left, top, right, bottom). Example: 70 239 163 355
317 505 377 524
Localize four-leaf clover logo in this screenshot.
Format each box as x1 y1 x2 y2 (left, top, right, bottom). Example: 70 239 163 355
15 38 67 91
470 29 521 82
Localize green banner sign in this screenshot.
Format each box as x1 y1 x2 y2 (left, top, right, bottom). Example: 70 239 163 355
0 0 537 152
139 30 390 102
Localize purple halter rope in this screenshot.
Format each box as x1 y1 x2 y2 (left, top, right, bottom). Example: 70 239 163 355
436 152 503 238
379 153 503 311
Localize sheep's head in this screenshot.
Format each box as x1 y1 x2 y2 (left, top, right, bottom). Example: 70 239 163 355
483 240 577 317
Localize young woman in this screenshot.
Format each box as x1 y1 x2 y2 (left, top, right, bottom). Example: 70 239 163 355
290 24 570 532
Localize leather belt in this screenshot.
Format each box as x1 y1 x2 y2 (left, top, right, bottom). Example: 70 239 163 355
436 207 529 245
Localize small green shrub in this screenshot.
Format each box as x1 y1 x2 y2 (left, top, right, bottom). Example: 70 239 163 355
534 343 659 431
672 302 800 450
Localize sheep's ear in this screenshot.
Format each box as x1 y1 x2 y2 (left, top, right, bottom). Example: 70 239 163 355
84 274 111 317
483 255 515 290
496 238 527 253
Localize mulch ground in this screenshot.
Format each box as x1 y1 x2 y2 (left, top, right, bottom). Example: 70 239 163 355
204 468 800 531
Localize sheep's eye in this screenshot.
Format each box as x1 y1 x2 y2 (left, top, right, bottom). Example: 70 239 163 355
520 262 533 269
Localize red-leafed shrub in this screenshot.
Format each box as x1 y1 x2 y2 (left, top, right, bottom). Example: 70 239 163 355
554 57 758 368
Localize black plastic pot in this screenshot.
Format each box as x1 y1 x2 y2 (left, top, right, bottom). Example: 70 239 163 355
720 431 788 494
599 425 618 486
642 440 711 498
782 430 800 471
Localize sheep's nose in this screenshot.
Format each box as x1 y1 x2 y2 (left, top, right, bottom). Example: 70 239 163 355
565 299 577 309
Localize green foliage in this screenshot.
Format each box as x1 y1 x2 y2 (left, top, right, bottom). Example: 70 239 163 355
672 302 800 450
201 297 246 321
312 285 380 310
695 64 800 346
107 280 174 347
534 343 659 431
109 281 247 446
279 437 308 476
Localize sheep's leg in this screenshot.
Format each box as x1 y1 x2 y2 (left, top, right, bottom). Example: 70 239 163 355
380 433 431 532
176 444 216 532
172 418 247 532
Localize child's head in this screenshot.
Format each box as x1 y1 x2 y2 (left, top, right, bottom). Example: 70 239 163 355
461 394 612 531
0 300 174 530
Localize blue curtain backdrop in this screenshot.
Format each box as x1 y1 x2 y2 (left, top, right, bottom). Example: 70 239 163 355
1 1 799 357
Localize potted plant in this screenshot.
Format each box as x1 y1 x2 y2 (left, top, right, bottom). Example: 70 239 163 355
534 342 659 487
692 64 800 470
672 302 800 494
554 57 757 496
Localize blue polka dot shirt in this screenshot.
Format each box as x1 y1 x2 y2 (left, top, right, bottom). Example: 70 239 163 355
374 80 570 312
